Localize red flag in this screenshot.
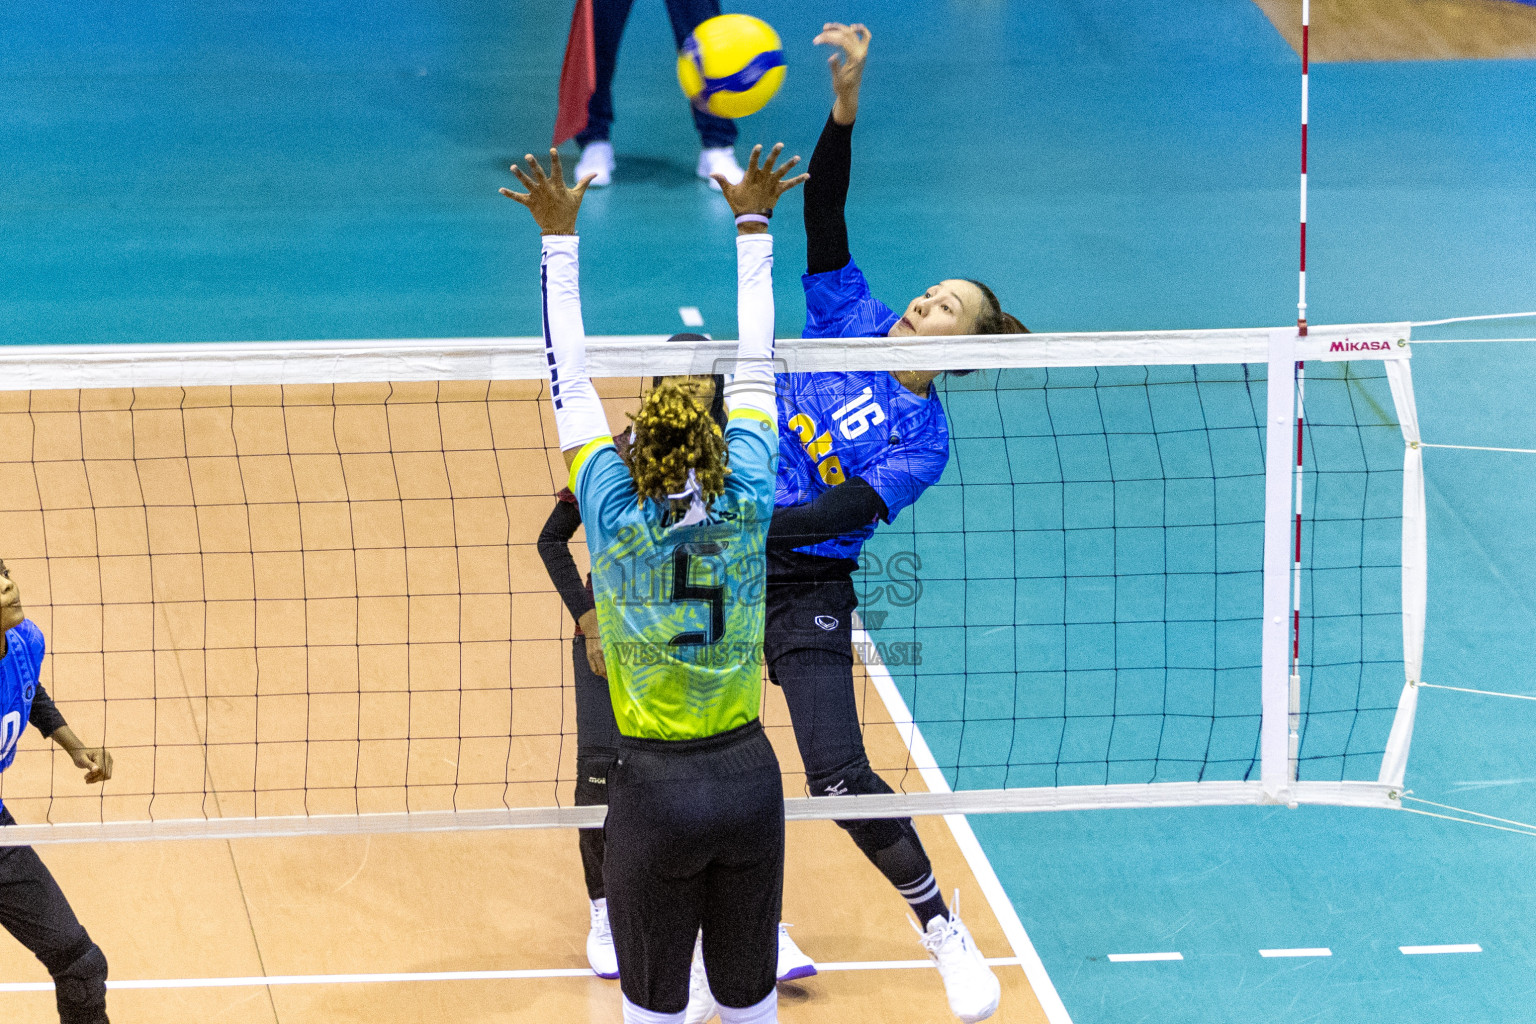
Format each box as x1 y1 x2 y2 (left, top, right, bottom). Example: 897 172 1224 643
553 0 596 147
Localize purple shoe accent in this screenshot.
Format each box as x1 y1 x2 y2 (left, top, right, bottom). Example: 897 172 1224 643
777 963 818 983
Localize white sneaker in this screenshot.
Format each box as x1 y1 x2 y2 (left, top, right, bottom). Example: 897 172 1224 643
683 934 719 1024
914 893 1001 1023
776 923 817 982
587 898 619 979
575 141 615 187
697 146 744 192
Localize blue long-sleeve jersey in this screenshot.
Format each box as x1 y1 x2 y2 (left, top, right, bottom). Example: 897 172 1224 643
0 620 45 816
779 259 949 562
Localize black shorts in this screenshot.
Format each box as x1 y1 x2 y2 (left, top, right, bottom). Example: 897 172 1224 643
763 552 858 667
603 720 784 1013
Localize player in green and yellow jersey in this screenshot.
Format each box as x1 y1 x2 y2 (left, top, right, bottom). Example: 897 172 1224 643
501 142 805 1024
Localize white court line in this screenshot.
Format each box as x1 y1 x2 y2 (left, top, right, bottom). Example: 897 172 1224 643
1106 952 1183 963
678 306 704 327
0 959 1025 993
819 957 1021 972
1260 948 1332 958
1400 944 1483 955
854 618 1075 1024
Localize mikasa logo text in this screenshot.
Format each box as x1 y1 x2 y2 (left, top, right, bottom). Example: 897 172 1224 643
1329 340 1394 352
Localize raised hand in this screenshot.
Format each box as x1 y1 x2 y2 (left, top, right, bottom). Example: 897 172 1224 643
714 143 810 226
812 22 871 125
500 148 595 235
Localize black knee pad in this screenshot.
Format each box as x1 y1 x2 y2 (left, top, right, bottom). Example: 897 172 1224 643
806 755 891 802
575 751 616 807
575 751 616 901
49 936 108 1024
872 830 933 889
807 757 908 859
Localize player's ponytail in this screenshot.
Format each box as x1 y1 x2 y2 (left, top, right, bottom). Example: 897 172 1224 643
628 381 729 506
965 279 1030 337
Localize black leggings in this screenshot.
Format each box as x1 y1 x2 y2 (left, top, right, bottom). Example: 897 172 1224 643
764 568 931 866
604 721 784 1013
0 809 110 1024
572 635 622 901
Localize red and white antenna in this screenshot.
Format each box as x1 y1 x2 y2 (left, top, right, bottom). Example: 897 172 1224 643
1298 0 1310 335
1289 0 1311 782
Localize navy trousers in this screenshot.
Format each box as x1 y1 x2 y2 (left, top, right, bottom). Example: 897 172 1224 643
575 0 738 149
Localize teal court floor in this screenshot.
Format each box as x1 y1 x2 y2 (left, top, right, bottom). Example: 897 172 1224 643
5 1 1536 1021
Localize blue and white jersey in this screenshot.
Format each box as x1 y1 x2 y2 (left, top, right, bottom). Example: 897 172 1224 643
801 259 901 340
784 257 948 561
776 371 949 562
0 620 44 810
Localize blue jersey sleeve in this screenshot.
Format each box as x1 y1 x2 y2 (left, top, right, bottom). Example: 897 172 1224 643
801 259 901 340
570 440 635 555
857 434 950 524
16 620 45 680
723 410 779 518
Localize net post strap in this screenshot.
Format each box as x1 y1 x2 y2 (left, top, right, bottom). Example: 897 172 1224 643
1261 330 1300 802
1380 351 1426 788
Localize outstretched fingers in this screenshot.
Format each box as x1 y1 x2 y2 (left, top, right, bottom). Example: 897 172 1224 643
745 143 764 174
770 152 800 180
548 147 567 186
778 172 810 195
523 152 549 184
498 186 531 206
760 142 785 175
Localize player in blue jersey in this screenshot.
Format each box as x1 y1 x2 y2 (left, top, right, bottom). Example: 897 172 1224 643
765 23 1027 1024
0 559 114 1024
502 143 804 1024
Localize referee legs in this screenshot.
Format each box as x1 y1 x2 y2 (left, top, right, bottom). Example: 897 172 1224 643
0 810 110 1024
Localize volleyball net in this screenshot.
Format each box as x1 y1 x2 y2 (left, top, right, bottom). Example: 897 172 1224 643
0 324 1424 844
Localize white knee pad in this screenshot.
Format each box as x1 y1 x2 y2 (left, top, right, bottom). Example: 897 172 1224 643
622 995 685 1024
718 988 777 1024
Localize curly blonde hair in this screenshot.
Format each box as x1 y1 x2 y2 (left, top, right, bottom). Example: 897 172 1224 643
627 380 729 505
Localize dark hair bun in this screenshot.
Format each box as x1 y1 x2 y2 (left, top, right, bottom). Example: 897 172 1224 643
999 312 1029 334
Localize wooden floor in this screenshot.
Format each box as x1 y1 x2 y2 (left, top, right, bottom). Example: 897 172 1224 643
1255 0 1536 60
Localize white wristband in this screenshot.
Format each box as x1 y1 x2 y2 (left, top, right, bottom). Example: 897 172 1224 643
734 213 771 227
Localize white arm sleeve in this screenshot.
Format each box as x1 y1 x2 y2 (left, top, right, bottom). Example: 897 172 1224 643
723 232 778 420
540 235 611 451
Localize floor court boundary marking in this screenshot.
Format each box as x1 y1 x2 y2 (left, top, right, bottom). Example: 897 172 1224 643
0 959 1027 994
853 617 1076 1024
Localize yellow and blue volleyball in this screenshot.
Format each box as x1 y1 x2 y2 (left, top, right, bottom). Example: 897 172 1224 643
676 14 786 119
